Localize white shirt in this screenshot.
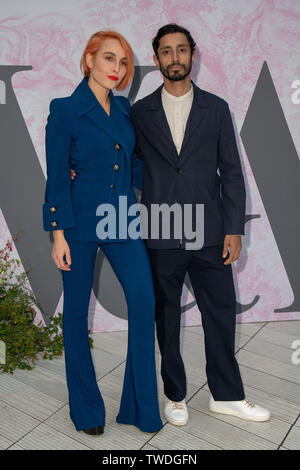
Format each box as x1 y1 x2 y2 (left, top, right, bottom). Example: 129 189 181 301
161 84 193 155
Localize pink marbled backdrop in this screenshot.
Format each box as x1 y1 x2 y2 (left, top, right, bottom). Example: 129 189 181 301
0 0 299 331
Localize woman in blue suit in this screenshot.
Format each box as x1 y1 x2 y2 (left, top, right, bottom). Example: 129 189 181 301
43 30 162 435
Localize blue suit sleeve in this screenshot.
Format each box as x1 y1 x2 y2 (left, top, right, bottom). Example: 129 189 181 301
43 99 75 231
120 97 144 191
217 100 246 235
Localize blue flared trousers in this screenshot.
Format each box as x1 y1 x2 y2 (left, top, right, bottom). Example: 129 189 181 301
61 236 163 432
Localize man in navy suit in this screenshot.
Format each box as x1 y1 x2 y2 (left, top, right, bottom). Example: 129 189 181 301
131 24 271 425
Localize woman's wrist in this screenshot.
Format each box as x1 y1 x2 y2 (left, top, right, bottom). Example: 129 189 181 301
53 229 65 241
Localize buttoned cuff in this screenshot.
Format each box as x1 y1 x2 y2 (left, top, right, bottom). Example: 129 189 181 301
43 201 75 231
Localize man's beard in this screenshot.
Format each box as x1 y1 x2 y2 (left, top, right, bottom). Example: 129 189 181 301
158 56 193 82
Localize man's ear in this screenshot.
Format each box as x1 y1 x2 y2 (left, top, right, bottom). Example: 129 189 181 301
153 53 160 69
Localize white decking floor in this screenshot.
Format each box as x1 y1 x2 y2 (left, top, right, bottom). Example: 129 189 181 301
1 320 299 450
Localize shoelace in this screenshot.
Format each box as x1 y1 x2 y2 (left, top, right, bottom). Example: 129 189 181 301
171 401 185 410
242 399 255 408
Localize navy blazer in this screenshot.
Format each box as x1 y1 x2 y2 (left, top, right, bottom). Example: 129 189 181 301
43 76 139 242
131 80 246 249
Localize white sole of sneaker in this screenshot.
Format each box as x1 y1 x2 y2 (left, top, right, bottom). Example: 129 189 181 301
209 404 271 422
165 416 188 426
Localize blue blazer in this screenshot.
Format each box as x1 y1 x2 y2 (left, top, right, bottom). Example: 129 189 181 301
43 76 140 242
131 80 246 249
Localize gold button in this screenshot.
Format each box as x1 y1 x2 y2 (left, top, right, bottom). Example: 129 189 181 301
113 164 120 171
49 206 56 213
111 184 115 189
51 221 58 227
114 143 121 150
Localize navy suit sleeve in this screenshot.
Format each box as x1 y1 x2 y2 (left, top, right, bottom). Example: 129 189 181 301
130 103 143 191
217 100 246 235
132 145 143 191
43 99 75 231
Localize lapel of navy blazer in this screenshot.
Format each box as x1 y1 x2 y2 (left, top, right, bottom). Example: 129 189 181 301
43 76 138 242
143 80 210 167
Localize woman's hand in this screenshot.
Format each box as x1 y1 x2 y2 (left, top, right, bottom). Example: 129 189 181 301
52 230 72 271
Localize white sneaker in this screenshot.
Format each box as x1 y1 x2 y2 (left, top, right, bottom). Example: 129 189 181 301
164 399 189 426
209 395 271 422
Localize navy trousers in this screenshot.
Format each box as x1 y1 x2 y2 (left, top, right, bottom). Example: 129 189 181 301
61 236 163 432
148 244 245 402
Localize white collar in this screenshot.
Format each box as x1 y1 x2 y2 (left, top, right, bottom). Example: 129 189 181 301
162 84 193 102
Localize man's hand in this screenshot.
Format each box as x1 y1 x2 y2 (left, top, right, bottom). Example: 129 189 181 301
222 234 242 265
70 168 76 180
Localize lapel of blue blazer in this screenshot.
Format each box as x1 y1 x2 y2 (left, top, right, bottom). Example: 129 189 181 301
71 77 131 162
146 80 209 165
